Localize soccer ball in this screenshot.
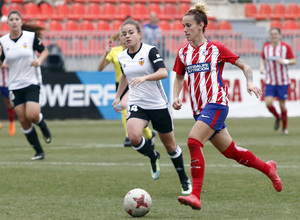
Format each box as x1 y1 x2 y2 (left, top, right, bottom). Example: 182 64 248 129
123 188 152 217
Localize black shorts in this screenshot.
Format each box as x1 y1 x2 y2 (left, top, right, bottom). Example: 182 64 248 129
127 104 173 133
9 85 40 108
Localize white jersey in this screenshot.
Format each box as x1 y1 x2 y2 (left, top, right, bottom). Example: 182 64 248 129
118 43 168 109
0 67 9 87
0 31 42 90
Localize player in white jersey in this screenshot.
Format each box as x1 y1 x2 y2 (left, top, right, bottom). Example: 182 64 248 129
0 65 15 135
260 27 296 134
112 19 192 195
172 2 282 211
0 10 51 160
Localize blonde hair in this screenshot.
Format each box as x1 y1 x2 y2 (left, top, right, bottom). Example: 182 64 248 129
186 2 210 32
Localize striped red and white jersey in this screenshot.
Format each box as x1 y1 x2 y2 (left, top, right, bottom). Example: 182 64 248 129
0 67 9 87
261 41 294 85
173 40 239 115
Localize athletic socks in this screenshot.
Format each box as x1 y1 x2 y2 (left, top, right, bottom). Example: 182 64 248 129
222 141 270 175
7 107 15 124
22 125 44 154
132 136 157 163
187 138 205 199
281 109 288 129
267 105 280 119
168 145 189 183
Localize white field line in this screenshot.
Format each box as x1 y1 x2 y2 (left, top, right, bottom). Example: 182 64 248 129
0 161 298 169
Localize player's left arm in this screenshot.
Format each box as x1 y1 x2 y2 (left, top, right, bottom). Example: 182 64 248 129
31 35 49 67
235 58 262 98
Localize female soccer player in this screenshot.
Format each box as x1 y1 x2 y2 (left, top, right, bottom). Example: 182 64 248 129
172 2 282 210
112 19 192 194
0 10 51 160
260 27 296 134
0 65 15 136
98 32 155 148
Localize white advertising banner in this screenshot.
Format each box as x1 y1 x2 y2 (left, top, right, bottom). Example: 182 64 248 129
170 69 300 119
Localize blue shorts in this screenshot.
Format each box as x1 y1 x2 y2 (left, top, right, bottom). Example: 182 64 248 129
265 84 289 100
194 103 228 139
0 87 9 98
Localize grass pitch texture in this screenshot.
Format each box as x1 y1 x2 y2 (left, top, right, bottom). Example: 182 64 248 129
0 118 299 220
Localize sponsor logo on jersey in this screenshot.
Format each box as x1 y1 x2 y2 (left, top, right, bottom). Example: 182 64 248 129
186 63 210 74
139 57 145 66
23 43 27 48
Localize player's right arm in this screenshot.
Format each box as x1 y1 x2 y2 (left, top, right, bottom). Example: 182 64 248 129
97 41 112 71
113 74 128 113
260 57 266 74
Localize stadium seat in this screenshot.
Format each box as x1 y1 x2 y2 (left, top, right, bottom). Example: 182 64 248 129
52 4 70 20
165 0 178 3
33 20 46 27
283 20 297 30
96 20 110 31
65 20 79 31
132 3 149 20
271 3 286 20
80 20 94 31
218 20 232 30
111 20 122 31
173 20 183 30
99 3 116 20
10 0 23 3
116 3 132 20
24 3 41 20
8 3 24 14
158 20 171 31
1 4 7 16
206 20 217 31
39 3 55 20
257 3 272 20
177 4 191 20
244 3 257 18
0 22 10 31
148 3 169 20
164 3 178 20
49 20 63 31
84 3 102 20
286 4 300 19
270 20 283 29
68 3 86 20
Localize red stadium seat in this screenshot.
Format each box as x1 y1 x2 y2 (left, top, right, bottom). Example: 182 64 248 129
270 20 282 29
99 3 116 20
271 3 286 20
84 3 102 20
111 20 122 31
39 3 55 20
244 3 257 18
286 4 300 19
8 3 24 14
65 20 79 31
10 0 23 3
49 20 63 31
24 3 41 20
283 20 297 30
218 20 232 30
116 3 132 20
52 4 70 20
0 22 10 31
257 3 272 20
148 3 169 20
158 20 171 31
1 4 8 16
177 3 191 20
97 20 110 31
206 20 217 31
80 20 94 31
164 3 178 20
132 3 149 20
68 3 85 20
173 20 183 30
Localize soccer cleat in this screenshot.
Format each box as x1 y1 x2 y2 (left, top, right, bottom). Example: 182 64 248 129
150 151 160 180
181 178 192 195
41 121 51 144
282 129 288 135
274 117 281 130
9 123 16 136
31 153 45 161
266 160 282 192
178 194 201 210
124 137 131 147
147 131 156 150
0 121 2 130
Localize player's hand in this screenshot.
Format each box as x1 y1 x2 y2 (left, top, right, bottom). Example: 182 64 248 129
30 59 41 67
246 82 262 99
105 41 112 53
259 67 265 74
112 98 122 113
129 76 146 87
172 97 182 110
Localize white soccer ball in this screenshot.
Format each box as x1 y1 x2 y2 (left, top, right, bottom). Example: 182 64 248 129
123 188 152 217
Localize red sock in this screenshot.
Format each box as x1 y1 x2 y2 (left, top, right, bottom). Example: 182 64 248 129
7 108 15 124
222 141 270 175
187 138 204 199
281 109 287 129
267 106 280 119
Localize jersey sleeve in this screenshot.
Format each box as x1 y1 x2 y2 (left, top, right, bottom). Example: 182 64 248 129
0 44 4 62
217 43 239 65
261 44 266 59
172 53 186 75
148 47 166 72
285 43 295 59
106 50 113 63
33 34 45 53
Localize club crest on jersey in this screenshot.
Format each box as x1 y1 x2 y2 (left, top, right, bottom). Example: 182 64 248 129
23 43 27 48
139 58 145 66
186 63 210 74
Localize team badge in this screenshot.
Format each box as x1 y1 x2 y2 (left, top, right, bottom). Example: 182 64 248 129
139 58 145 66
23 43 27 48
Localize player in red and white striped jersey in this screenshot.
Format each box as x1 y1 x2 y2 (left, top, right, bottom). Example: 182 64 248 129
172 2 282 211
260 27 296 134
0 65 15 135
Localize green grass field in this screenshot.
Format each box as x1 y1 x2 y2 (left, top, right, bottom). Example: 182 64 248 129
0 117 299 220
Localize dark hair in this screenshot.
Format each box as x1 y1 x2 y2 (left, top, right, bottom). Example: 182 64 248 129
121 19 141 33
270 27 281 35
8 10 47 39
185 2 209 33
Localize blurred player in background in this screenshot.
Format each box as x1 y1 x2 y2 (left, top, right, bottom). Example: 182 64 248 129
0 65 15 135
172 2 282 210
113 19 192 194
98 31 155 147
0 11 51 160
260 27 296 134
